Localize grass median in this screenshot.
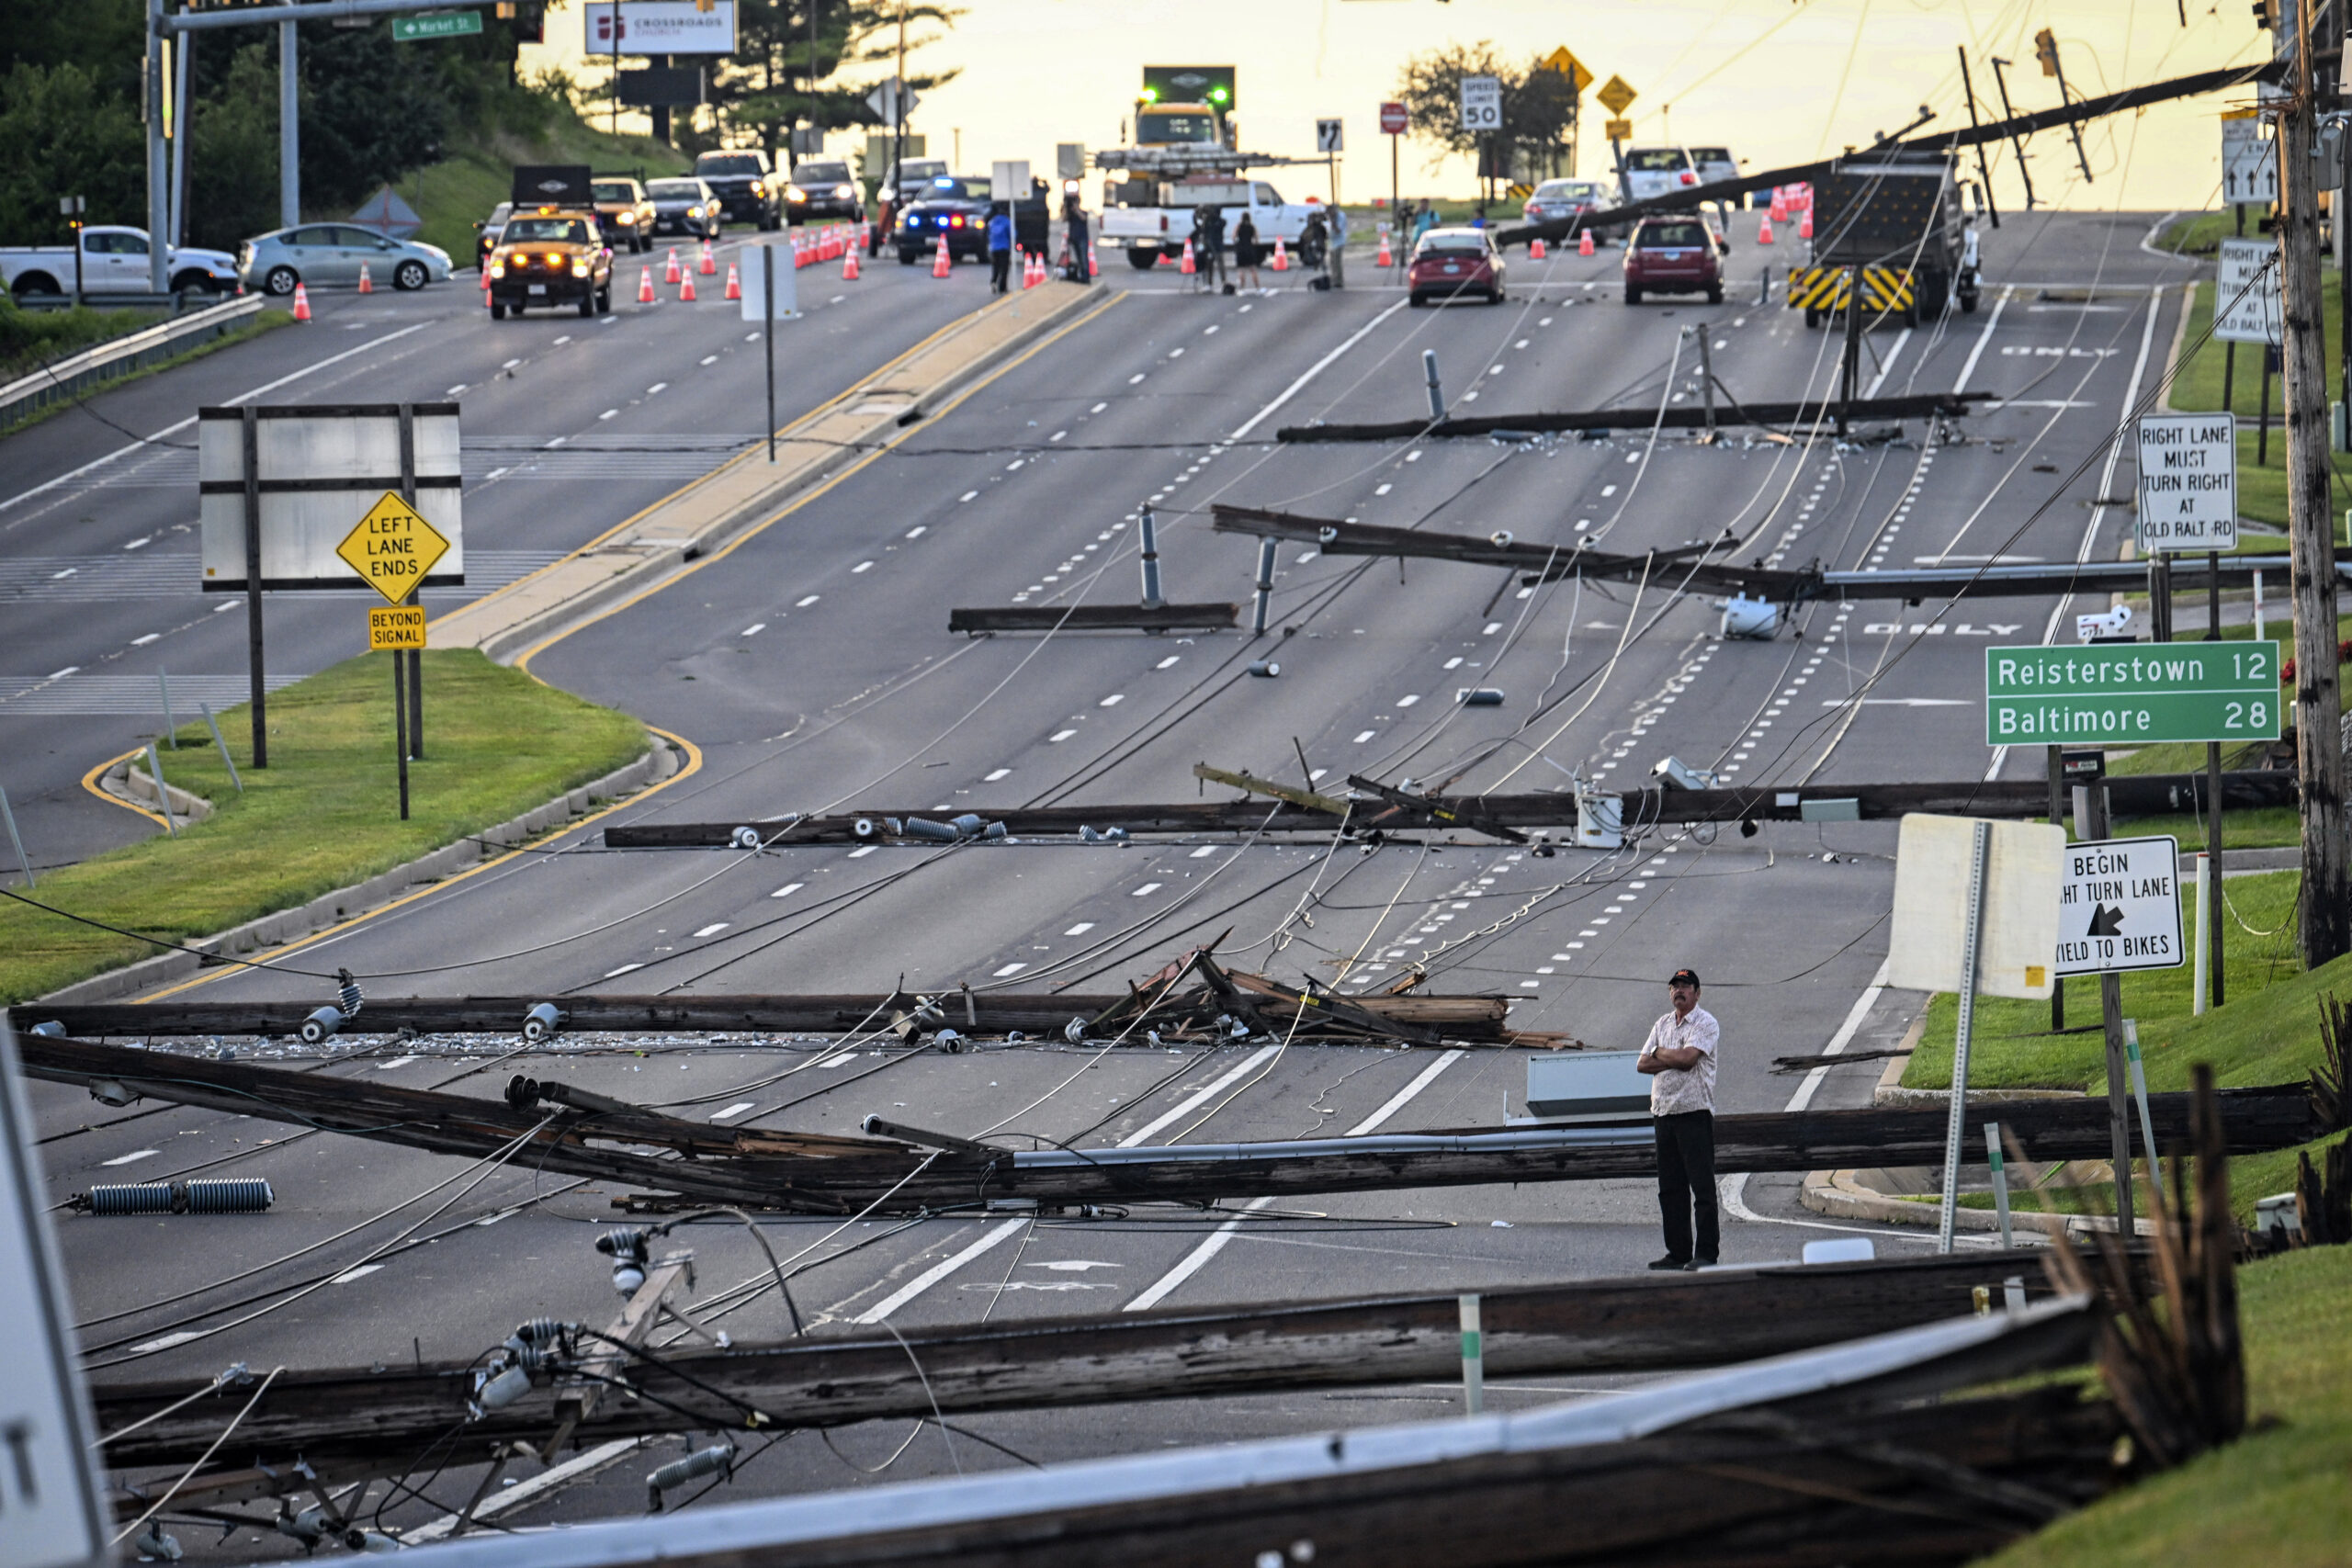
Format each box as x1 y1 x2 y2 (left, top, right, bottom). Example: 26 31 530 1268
0 649 647 1007
1983 1245 2352 1568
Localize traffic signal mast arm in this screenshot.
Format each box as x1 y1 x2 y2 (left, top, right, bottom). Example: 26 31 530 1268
1494 58 2282 249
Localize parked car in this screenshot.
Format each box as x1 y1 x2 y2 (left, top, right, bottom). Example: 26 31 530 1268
1688 146 1739 188
785 160 863 224
693 150 783 229
1407 227 1506 306
895 175 992 263
1521 178 1615 240
474 202 513 270
238 224 452 295
484 211 612 319
592 177 655 253
644 178 721 241
1618 147 1702 204
1623 216 1722 305
1 226 237 299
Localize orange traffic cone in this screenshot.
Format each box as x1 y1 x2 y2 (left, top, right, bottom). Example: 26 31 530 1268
1757 214 1775 245
1271 237 1289 272
291 283 311 321
679 269 697 302
1376 230 1394 266
933 235 952 277
664 248 682 284
1529 237 1546 260
357 263 373 294
1577 228 1595 257
698 242 716 276
1180 238 1196 276
842 245 860 281
1023 252 1040 288
1770 190 1789 223
724 262 741 300
1799 211 1814 241
638 267 654 304
1089 244 1099 278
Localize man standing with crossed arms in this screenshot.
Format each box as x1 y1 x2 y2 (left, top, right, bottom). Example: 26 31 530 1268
1639 967 1720 1271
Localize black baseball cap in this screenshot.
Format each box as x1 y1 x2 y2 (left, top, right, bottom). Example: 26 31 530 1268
1668 968 1701 987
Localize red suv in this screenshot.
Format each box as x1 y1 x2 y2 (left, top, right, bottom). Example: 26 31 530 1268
1408 227 1507 307
1623 217 1724 305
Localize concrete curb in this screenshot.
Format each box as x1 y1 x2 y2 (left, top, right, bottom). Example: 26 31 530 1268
36 739 678 1008
114 761 213 825
433 282 1111 667
1800 1167 2155 1238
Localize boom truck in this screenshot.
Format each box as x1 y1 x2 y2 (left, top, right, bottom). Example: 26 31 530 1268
1098 64 1328 269
1786 149 1980 327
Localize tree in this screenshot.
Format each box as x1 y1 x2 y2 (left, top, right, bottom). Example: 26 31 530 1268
704 0 960 157
1396 43 1580 185
0 62 145 243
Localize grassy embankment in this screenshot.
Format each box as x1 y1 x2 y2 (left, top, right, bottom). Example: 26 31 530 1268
0 651 646 1007
1983 1244 2352 1567
0 298 292 435
394 119 693 263
2164 263 2349 533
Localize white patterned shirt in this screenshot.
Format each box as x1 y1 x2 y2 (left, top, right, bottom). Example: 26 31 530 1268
1640 1005 1719 1117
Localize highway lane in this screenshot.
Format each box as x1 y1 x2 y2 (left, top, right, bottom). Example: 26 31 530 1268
22 211 2205 1545
0 236 995 872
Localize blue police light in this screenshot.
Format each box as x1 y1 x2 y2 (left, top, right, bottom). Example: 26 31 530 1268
933 176 956 187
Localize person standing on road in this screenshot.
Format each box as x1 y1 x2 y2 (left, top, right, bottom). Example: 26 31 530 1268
1232 210 1263 291
987 204 1013 294
1410 199 1437 248
1639 967 1719 1271
1062 189 1090 283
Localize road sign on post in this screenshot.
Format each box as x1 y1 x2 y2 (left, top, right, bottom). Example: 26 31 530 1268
1380 101 1408 134
1459 75 1502 131
2055 836 2185 976
368 604 428 651
2135 412 2237 552
1541 47 1595 95
1317 118 1344 153
1984 642 2283 745
1596 74 1638 117
1604 118 1634 141
392 11 483 41
2221 110 2278 206
2213 237 2283 344
337 493 451 604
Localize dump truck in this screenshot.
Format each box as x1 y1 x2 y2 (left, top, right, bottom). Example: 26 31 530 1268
1788 150 1979 327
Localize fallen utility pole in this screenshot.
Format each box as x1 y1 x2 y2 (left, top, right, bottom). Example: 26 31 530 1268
1495 59 2279 249
1211 505 2352 606
135 1304 2111 1568
89 1253 2068 1474
13 1033 2321 1214
948 603 1238 635
583 770 2300 852
1273 389 1990 444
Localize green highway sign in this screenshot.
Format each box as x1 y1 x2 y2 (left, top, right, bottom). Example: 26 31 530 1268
1984 641 2282 745
393 11 483 41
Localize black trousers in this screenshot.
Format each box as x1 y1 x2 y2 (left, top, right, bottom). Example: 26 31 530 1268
1654 1110 1719 1262
989 248 1012 291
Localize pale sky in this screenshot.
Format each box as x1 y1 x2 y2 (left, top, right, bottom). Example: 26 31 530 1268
528 0 2273 212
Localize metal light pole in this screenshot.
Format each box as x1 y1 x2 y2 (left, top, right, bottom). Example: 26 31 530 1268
280 17 300 230
146 0 170 291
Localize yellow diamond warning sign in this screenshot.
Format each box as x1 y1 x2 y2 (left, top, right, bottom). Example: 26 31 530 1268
368 604 428 651
337 492 450 605
1596 73 1637 116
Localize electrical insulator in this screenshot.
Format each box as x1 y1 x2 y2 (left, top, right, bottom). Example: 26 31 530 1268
646 1445 734 1512
336 968 364 1021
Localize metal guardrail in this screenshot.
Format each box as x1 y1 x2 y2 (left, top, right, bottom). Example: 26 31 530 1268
0 294 266 431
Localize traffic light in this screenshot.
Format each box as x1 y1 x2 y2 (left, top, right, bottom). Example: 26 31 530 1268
2034 28 2061 76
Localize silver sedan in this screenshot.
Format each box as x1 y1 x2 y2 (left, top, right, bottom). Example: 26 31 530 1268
236 224 454 294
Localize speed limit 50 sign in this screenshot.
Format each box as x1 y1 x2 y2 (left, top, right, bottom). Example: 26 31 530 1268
1459 75 1501 131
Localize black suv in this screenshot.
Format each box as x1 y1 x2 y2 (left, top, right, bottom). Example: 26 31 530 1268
692 150 782 230
895 175 991 264
785 160 864 224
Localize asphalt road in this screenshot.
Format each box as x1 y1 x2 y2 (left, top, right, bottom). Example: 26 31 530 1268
0 234 988 873
19 208 2201 1551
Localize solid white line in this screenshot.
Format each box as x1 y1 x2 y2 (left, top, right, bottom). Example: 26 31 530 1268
1986 281 2166 783
1124 1195 1276 1313
1860 327 1912 400
1785 958 1891 1115
1951 287 2011 395
1345 1049 1465 1135
1115 1044 1281 1147
1226 299 1411 442
852 1218 1026 1324
0 322 433 516
402 1438 644 1543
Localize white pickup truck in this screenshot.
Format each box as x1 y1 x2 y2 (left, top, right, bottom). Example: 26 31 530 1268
1102 178 1324 270
1 227 240 299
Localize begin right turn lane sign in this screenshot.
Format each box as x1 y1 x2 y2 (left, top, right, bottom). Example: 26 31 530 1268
2055 835 2185 976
